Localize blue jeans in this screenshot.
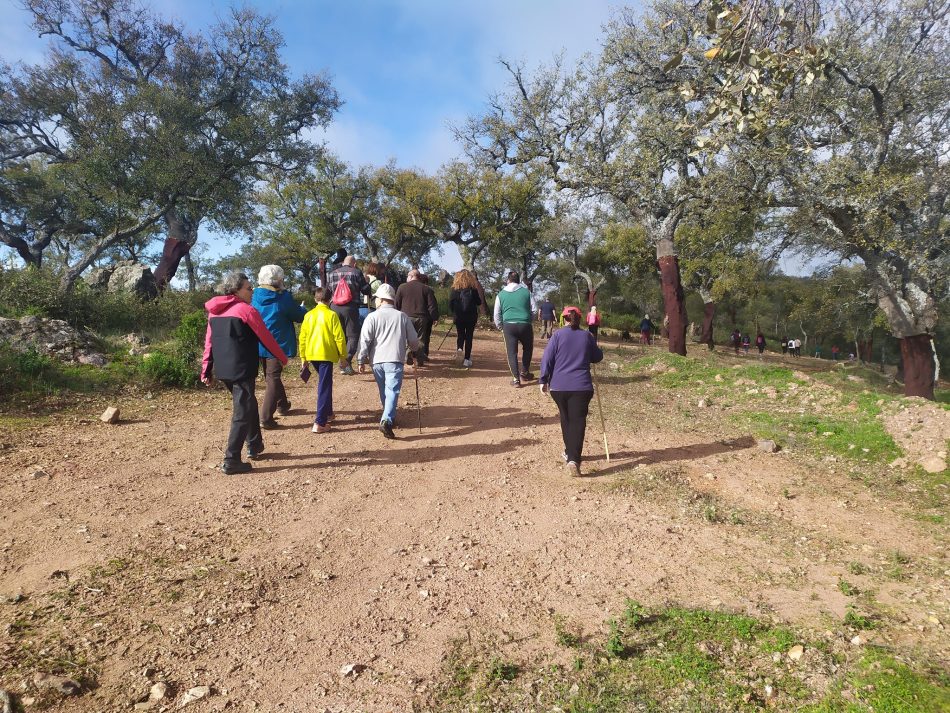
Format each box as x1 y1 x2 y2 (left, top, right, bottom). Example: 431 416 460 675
372 362 403 424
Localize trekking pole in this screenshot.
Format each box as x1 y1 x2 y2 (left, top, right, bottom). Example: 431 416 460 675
436 324 454 352
413 368 423 433
592 365 610 462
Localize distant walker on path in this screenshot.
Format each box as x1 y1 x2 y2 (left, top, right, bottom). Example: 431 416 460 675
494 271 536 388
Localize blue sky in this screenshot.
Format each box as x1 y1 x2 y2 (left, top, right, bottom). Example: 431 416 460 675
2 0 819 276
1 0 627 272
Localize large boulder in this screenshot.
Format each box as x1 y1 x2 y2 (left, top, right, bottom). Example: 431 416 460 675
108 262 157 298
84 266 114 290
0 316 108 366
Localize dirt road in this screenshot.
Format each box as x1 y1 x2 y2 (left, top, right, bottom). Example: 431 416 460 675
1 332 946 711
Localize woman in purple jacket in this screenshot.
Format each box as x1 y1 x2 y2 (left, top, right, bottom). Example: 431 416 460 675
539 308 604 477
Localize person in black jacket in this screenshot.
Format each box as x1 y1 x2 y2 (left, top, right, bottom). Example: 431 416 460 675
449 269 482 367
201 272 288 475
395 269 439 366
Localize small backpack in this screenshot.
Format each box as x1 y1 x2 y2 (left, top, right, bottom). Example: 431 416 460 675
332 274 353 305
458 288 476 315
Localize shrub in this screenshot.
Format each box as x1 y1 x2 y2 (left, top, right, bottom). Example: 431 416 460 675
138 351 198 387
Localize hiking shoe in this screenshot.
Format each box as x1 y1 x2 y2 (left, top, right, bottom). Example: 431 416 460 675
312 423 331 433
511 378 522 388
221 461 253 475
566 461 581 477
260 419 279 430
277 401 292 416
455 348 464 366
340 365 355 376
326 412 336 424
247 444 265 460
520 371 535 381
379 419 395 439
462 358 472 368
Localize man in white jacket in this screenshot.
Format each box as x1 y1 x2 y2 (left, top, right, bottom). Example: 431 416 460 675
357 284 421 438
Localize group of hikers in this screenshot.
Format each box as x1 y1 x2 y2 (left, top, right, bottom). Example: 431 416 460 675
200 262 605 477
731 330 768 356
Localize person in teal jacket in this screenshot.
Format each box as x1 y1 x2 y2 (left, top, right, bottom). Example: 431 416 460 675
252 265 307 428
493 271 537 387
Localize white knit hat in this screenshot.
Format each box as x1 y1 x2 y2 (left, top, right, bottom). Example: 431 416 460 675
258 265 285 287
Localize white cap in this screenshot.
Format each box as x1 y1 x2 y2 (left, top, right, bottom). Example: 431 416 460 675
374 283 396 301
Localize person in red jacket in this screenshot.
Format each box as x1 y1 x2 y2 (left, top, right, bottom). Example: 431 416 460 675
201 271 288 475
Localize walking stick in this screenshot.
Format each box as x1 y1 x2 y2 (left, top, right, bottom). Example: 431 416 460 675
436 324 454 352
592 365 610 462
413 368 423 433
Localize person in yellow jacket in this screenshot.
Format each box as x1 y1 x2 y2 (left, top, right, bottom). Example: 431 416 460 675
298 286 347 433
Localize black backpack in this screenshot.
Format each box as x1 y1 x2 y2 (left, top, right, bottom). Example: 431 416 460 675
458 288 477 315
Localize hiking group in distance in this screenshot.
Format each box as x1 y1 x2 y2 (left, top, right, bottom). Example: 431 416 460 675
200 257 609 478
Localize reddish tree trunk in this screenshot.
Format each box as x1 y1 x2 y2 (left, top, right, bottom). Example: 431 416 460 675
701 301 716 350
900 334 935 400
153 236 191 290
658 255 687 356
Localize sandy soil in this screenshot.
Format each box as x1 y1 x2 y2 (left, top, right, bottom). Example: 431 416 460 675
1 332 947 712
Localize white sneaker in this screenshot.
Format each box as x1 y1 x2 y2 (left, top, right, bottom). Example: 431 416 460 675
462 358 472 368
455 348 464 365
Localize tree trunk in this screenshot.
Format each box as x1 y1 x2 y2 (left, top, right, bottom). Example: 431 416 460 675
701 301 716 350
899 334 936 400
472 272 490 318
183 252 197 292
154 209 199 290
657 238 687 356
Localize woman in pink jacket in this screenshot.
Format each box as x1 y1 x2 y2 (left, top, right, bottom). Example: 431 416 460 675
201 271 288 475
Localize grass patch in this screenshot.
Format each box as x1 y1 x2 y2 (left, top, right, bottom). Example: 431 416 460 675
735 411 899 463
803 648 950 712
424 602 949 711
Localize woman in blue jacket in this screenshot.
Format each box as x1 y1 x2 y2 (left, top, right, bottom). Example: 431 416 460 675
539 308 604 477
252 265 307 428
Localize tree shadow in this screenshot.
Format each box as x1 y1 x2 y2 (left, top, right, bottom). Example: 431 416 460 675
582 436 757 477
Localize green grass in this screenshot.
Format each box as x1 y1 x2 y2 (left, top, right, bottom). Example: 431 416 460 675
424 603 949 712
734 411 900 462
802 649 950 712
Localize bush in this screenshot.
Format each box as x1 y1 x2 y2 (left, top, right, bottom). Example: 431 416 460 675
174 310 207 359
0 265 210 336
138 351 198 388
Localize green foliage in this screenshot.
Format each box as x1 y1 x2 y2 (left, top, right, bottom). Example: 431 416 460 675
0 266 209 335
553 614 581 648
137 352 198 388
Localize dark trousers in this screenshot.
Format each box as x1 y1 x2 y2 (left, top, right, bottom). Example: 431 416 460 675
260 357 289 422
455 320 475 359
589 325 599 343
409 316 432 363
331 303 360 361
221 378 263 465
503 322 534 378
551 390 593 464
312 360 334 426
541 319 554 338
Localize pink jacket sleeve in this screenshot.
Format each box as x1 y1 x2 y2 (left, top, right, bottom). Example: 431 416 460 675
244 304 288 365
201 320 213 380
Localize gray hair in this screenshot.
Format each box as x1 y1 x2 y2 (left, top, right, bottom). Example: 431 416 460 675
258 264 284 288
219 271 250 296
407 269 420 280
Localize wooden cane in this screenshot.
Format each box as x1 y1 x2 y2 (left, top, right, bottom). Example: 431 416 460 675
592 365 610 462
413 368 423 433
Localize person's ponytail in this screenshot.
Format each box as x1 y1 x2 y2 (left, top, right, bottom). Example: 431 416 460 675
569 310 580 330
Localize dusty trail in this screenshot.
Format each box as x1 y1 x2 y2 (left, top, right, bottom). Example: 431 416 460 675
1 332 946 711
